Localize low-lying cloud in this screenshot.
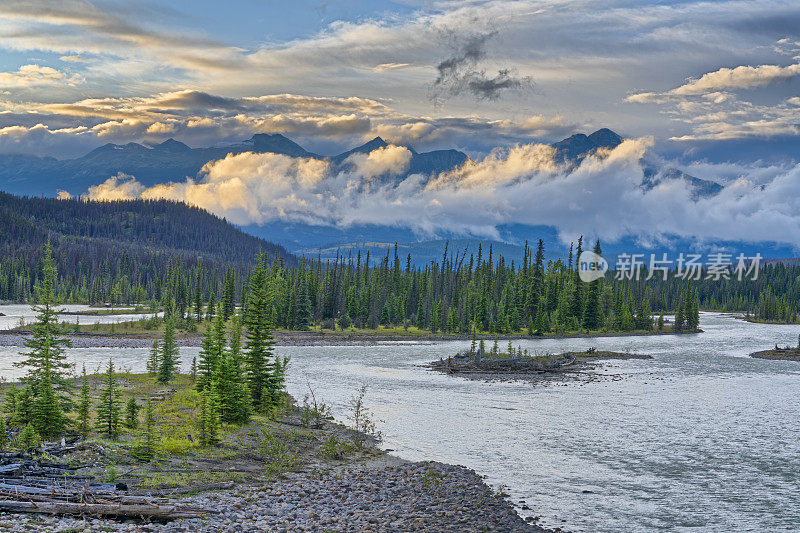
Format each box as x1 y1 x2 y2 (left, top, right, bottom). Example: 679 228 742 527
84 139 800 249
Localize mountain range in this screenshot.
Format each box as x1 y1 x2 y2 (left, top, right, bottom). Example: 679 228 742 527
0 127 739 264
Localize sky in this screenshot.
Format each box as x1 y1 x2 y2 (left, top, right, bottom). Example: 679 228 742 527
1 0 799 250
1 0 799 159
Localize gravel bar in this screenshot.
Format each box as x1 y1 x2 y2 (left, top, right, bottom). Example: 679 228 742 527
0 462 551 532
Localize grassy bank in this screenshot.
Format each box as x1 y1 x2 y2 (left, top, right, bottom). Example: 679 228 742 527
0 373 383 492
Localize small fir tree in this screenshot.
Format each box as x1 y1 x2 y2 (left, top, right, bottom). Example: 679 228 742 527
77 365 92 437
157 317 179 383
96 359 122 440
124 398 140 430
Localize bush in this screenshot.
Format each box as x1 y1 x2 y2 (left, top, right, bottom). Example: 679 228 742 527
15 423 40 451
320 435 354 460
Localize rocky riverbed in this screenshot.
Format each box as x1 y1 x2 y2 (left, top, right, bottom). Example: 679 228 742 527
0 461 549 532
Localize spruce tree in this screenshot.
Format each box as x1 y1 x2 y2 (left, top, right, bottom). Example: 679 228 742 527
293 271 312 331
689 293 700 331
675 293 686 332
14 241 73 437
157 317 179 383
96 359 122 440
124 398 140 430
194 259 203 323
77 365 92 437
197 304 226 393
0 416 7 450
198 388 221 447
139 399 157 461
146 340 160 376
534 301 550 335
243 254 277 411
570 236 584 321
222 267 236 320
582 240 603 330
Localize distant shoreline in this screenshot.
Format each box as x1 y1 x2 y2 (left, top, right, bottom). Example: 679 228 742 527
0 327 697 348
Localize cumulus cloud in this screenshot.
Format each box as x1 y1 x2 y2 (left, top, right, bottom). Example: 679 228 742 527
86 173 145 201
628 62 800 103
345 145 412 179
76 139 800 249
0 64 80 87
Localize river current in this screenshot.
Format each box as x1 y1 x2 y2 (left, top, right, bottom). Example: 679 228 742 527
0 310 797 532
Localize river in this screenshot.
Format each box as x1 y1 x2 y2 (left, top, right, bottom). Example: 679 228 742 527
0 310 798 532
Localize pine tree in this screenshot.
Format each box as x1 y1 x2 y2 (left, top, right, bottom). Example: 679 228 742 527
0 416 7 450
535 300 550 335
96 359 122 440
582 240 603 330
14 241 72 437
197 304 226 393
16 423 40 451
293 270 312 331
77 365 92 437
243 254 278 411
124 398 140 430
688 293 700 331
157 317 179 383
674 293 686 332
198 388 221 447
570 236 584 321
194 259 203 323
213 350 252 425
222 267 236 320
206 291 216 322
134 399 157 461
146 340 160 376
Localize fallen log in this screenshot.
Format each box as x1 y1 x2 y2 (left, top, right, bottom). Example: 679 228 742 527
0 500 210 519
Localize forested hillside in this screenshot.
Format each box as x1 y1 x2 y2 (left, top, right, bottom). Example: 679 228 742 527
0 192 290 302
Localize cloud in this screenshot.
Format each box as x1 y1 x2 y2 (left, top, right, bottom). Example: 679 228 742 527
345 145 413 179
0 64 80 87
59 55 94 63
628 62 800 102
0 89 575 157
673 63 800 95
86 173 145 201
430 28 532 104
77 137 800 248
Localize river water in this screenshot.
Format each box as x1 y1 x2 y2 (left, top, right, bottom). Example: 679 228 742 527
0 310 798 532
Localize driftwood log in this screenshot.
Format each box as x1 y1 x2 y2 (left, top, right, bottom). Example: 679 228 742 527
0 441 215 521
0 500 206 519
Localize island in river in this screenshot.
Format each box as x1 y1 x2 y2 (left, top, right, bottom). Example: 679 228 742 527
750 345 800 361
428 348 652 383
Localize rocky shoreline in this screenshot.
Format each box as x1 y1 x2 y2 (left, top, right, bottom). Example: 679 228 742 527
0 461 549 532
0 376 552 533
